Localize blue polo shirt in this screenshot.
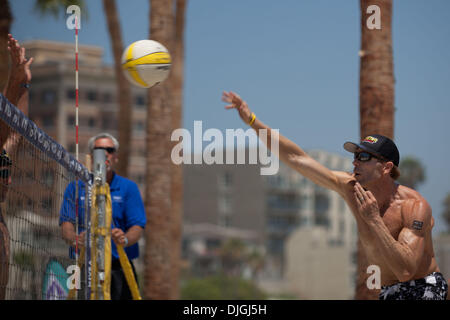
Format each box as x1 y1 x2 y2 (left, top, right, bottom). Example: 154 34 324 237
59 172 146 260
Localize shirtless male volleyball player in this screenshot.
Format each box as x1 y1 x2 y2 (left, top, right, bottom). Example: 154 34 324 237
0 34 33 299
222 91 448 300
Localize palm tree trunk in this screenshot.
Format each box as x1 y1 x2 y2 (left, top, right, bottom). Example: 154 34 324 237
0 0 13 91
359 0 395 139
102 0 132 177
144 0 175 300
356 0 395 300
169 0 187 300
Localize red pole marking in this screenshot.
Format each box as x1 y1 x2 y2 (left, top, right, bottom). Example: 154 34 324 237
75 16 79 260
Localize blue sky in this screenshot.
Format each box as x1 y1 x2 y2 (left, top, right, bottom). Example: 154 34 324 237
10 0 450 234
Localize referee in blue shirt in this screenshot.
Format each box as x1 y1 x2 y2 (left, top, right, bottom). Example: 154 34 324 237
59 133 146 300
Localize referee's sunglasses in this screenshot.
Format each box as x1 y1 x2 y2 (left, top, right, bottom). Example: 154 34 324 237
94 146 116 154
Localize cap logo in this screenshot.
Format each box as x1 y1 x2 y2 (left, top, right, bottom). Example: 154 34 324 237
362 136 378 144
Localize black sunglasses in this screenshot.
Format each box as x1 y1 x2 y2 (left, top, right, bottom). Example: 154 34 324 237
94 146 116 154
354 152 383 162
0 168 10 179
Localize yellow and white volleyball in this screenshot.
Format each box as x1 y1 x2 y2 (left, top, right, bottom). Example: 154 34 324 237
121 40 171 88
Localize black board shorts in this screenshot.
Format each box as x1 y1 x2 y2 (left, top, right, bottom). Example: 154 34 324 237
379 272 448 300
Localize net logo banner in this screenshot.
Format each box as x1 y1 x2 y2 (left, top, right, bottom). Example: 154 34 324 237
0 94 90 183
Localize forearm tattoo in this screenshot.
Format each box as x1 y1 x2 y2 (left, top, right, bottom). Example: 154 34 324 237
412 220 424 230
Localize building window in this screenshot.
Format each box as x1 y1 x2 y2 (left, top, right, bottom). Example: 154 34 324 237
267 193 300 210
42 116 53 128
136 174 144 184
42 90 56 105
42 196 53 212
66 89 76 100
135 95 146 107
315 193 329 213
218 193 232 213
102 117 117 130
103 92 112 103
42 169 54 188
88 117 95 128
87 90 97 102
134 121 145 132
29 90 35 103
267 237 284 254
67 115 75 126
219 172 233 189
314 193 329 227
218 214 232 227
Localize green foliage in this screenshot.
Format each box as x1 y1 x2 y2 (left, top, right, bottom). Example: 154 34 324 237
34 0 86 19
181 274 267 300
13 250 34 267
397 156 426 190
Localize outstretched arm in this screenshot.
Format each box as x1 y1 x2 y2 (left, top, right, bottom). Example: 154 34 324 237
222 91 348 194
3 34 33 112
1 34 33 149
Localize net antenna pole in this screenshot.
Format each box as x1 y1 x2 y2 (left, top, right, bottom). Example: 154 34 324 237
74 14 80 299
92 149 106 299
84 154 92 300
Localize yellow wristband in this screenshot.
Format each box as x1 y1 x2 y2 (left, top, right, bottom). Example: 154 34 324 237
248 113 256 126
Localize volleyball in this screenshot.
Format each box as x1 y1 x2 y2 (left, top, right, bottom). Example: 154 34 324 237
121 40 171 88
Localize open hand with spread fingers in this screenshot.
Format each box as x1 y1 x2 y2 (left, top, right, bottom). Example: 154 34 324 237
222 91 254 125
354 182 381 222
7 34 34 84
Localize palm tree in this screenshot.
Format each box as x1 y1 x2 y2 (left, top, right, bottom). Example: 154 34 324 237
397 156 426 190
219 239 247 277
169 0 187 300
33 0 85 17
442 193 450 232
144 0 175 300
0 0 13 90
102 0 132 177
356 0 395 300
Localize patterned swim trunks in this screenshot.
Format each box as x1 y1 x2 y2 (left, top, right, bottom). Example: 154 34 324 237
379 272 448 300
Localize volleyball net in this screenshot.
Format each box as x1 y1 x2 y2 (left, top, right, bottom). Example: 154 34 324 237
0 93 91 300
